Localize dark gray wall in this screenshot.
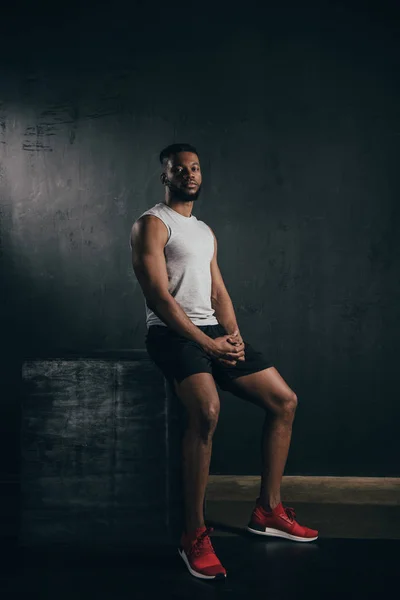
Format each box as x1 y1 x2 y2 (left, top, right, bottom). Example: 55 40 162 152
1 1 399 476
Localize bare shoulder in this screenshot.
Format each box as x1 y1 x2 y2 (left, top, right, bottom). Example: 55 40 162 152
130 215 169 251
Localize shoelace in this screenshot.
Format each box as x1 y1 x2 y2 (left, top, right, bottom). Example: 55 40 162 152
256 500 297 522
284 507 296 521
189 527 216 558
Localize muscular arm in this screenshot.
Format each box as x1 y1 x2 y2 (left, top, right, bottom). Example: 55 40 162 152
131 215 216 352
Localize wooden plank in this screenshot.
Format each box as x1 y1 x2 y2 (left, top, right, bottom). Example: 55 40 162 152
207 475 400 505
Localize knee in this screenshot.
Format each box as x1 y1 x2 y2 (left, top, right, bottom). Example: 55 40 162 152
193 403 220 440
279 392 298 420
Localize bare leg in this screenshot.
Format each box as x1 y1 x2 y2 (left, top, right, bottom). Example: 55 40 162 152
220 367 298 512
181 423 213 532
258 405 296 510
174 373 220 533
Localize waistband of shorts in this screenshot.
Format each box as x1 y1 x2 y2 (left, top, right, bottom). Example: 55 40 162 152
147 323 223 333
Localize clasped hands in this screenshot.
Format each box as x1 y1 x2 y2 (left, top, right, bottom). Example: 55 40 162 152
210 328 245 367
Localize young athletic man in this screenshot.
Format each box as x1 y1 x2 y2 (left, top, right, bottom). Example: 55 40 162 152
130 143 318 580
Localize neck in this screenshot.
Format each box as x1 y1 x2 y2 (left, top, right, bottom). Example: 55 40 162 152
164 195 193 218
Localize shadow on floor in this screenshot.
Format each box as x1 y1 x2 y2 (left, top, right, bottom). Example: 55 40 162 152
2 533 399 600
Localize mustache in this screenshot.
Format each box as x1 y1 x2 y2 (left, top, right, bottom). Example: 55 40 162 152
166 179 202 201
165 178 200 188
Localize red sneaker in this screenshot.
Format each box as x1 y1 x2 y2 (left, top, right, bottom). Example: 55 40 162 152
247 499 318 542
178 526 227 580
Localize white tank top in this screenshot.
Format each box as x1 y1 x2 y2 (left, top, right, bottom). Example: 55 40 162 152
130 202 219 329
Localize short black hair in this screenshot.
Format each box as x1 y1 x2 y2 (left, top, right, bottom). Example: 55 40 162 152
159 143 199 166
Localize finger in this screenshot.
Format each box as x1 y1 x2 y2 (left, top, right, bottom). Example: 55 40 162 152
228 347 244 356
226 333 238 341
226 336 243 348
233 346 245 355
219 359 237 366
227 343 244 353
221 353 239 363
222 354 244 364
226 353 244 361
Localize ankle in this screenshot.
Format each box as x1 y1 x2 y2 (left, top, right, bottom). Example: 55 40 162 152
258 496 281 511
185 522 206 536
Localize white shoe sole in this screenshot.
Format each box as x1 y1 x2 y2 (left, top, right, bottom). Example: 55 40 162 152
178 549 227 579
247 526 318 542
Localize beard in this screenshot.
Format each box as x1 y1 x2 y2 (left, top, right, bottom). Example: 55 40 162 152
165 179 202 202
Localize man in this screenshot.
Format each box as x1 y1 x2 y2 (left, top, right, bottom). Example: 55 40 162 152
130 143 318 581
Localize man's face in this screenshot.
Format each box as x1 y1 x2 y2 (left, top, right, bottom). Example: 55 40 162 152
162 151 202 202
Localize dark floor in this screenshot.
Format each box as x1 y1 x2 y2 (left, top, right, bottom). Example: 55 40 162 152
2 532 399 600
206 500 400 539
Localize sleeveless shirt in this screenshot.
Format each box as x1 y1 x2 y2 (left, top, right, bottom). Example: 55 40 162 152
130 202 219 329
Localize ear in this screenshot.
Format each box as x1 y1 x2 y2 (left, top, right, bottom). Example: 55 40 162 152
160 172 166 185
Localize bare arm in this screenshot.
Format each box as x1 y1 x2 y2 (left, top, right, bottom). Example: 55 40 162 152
131 215 216 352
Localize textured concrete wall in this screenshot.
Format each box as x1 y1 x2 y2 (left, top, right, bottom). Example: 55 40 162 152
1 2 399 476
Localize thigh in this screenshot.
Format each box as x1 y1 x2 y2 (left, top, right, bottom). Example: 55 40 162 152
212 338 273 395
172 372 220 419
145 325 214 388
221 366 296 413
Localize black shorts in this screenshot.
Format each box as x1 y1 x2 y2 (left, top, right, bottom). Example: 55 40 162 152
145 323 273 391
